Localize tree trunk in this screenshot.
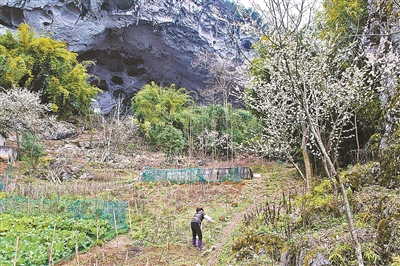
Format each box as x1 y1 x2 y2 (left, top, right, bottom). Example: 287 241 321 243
355 113 360 163
301 122 312 191
288 155 308 229
309 123 364 266
305 105 364 266
300 122 312 228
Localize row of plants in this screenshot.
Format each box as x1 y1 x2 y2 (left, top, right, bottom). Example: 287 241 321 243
0 213 110 265
0 194 128 265
126 181 254 252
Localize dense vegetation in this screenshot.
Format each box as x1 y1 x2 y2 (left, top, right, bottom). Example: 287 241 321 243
0 23 99 118
131 81 261 161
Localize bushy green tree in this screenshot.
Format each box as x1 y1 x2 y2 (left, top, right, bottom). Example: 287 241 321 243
132 82 260 159
156 125 185 159
0 23 99 118
131 81 192 144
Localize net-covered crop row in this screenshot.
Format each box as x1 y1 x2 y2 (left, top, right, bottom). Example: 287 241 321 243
0 196 129 265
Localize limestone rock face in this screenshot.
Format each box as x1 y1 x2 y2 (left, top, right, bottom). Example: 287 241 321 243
363 0 400 149
0 0 254 114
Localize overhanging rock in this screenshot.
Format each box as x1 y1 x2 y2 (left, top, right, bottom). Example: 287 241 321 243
0 0 256 114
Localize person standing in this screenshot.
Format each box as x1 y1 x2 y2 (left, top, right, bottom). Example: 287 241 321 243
191 207 213 250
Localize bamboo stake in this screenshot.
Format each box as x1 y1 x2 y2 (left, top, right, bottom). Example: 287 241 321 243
113 206 118 237
112 205 119 250
128 206 132 230
48 223 56 265
27 197 30 217
96 210 99 240
14 234 20 266
75 234 79 266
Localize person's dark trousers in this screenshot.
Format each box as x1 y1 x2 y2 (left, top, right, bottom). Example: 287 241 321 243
191 221 202 247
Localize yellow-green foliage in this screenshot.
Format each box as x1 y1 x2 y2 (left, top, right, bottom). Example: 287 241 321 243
131 81 192 142
318 0 368 42
343 162 379 191
375 196 400 264
329 242 354 265
132 81 192 126
390 256 400 266
0 23 99 118
306 179 335 214
231 229 284 261
351 187 400 265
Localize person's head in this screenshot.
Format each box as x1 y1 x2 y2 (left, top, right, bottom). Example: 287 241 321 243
196 207 204 213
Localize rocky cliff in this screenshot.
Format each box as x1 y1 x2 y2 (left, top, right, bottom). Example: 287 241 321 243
0 0 254 114
363 0 400 150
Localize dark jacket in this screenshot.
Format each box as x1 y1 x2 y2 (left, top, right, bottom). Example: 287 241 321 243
192 211 205 224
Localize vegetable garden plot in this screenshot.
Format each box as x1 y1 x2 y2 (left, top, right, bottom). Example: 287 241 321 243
0 196 128 265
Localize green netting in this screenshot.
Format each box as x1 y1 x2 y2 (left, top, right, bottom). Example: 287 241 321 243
141 166 242 183
141 167 207 183
221 166 242 182
0 197 129 265
69 199 129 235
0 197 129 234
0 164 14 190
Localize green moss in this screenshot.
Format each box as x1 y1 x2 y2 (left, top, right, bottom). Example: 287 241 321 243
379 123 400 188
328 242 355 265
305 179 335 215
342 162 379 191
231 230 285 261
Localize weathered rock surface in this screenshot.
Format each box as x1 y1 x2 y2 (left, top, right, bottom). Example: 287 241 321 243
0 0 254 114
363 0 400 149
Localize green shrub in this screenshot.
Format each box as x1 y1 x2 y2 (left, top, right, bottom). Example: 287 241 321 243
21 131 46 169
343 162 380 191
305 179 335 215
156 125 185 159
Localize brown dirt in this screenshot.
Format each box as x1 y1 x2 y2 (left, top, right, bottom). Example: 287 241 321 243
207 175 264 266
57 238 204 266
56 235 204 266
0 162 8 175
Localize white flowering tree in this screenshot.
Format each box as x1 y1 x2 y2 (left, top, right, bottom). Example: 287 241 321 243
241 0 375 264
0 87 52 148
246 27 370 266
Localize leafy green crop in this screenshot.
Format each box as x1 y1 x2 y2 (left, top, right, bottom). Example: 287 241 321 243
0 213 112 265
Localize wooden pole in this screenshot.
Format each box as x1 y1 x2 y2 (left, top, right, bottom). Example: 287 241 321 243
13 234 20 266
96 210 99 240
113 206 118 238
48 223 56 265
128 206 132 230
75 234 79 266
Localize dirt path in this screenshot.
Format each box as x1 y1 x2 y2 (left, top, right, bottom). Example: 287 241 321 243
207 176 264 266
